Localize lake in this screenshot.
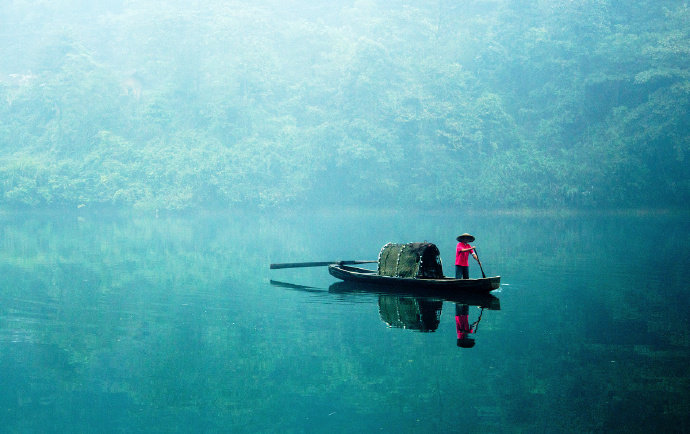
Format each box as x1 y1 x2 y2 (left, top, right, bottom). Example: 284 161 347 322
1 208 688 433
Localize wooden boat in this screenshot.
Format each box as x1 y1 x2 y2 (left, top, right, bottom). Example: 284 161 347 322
328 264 500 293
271 241 501 294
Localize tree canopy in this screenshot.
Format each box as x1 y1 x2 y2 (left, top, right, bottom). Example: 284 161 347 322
1 0 688 210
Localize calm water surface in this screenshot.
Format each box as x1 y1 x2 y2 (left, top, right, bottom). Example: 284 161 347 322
1 209 688 433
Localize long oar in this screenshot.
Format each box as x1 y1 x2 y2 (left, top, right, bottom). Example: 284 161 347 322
473 249 487 278
270 260 376 270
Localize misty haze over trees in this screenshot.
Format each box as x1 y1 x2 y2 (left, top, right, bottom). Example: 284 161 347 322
1 0 688 210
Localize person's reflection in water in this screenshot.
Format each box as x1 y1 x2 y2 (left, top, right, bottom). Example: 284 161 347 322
456 303 484 348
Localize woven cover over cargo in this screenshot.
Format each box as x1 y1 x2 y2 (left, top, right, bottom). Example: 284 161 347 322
377 242 444 278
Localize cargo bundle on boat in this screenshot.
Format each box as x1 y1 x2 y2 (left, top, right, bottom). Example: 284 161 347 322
377 242 444 279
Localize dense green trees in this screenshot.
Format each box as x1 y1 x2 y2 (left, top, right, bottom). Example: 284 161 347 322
0 0 688 210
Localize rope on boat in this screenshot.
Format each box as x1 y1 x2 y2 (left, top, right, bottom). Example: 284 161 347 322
418 250 424 279
395 244 406 277
377 242 391 275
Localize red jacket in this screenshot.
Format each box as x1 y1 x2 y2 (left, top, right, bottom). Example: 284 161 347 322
455 242 474 266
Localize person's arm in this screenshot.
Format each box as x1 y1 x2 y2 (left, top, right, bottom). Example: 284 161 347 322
464 245 479 261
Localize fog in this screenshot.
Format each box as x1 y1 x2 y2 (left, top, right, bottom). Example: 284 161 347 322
1 0 688 210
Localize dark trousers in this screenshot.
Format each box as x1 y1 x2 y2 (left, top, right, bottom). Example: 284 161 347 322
455 265 469 279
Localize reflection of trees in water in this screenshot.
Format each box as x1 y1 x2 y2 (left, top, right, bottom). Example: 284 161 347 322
0 211 279 430
7 209 686 432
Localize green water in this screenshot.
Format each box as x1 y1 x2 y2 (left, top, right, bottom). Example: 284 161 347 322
1 209 688 433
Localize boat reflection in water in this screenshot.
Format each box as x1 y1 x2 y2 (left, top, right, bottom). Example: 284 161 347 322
330 281 500 348
377 295 443 333
270 279 500 348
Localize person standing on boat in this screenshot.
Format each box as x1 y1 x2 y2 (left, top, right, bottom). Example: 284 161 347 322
455 233 479 279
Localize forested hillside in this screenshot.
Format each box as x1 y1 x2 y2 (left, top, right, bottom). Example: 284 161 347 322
1 0 688 210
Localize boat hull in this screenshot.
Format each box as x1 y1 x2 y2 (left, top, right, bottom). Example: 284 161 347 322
328 264 500 293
